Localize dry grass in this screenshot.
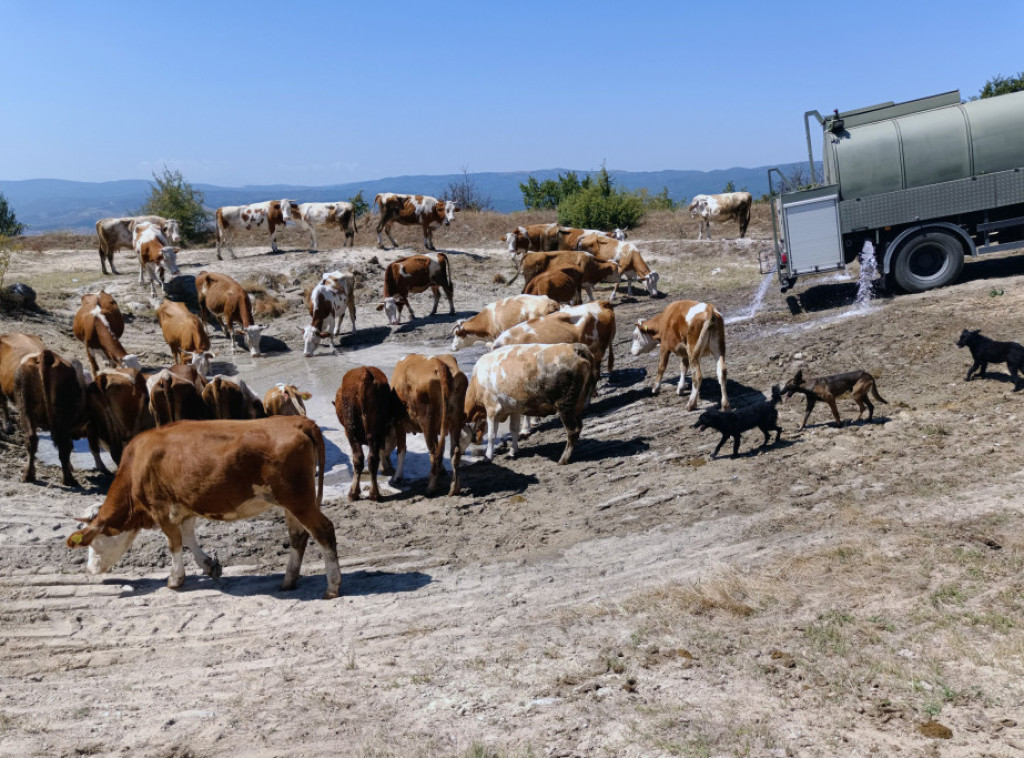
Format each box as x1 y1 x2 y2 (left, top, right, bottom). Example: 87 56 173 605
17 230 96 252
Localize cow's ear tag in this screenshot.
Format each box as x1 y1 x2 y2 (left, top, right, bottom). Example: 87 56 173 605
69 532 83 545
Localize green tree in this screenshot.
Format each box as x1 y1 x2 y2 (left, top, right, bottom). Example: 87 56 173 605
137 168 211 244
722 180 736 193
520 171 593 210
0 193 24 237
980 72 1024 99
637 186 677 211
557 180 646 230
349 190 370 218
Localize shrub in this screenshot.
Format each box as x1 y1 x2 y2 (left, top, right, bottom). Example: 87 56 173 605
0 235 14 289
441 166 493 211
0 193 24 237
349 190 370 218
557 167 645 229
136 168 211 244
520 171 592 210
980 72 1024 99
637 186 678 211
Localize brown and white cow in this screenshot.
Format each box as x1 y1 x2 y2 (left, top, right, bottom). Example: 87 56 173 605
688 192 753 240
334 366 397 502
517 250 620 301
156 299 215 376
503 223 562 257
0 334 91 486
389 354 468 496
66 416 341 598
96 216 181 275
72 291 141 374
376 254 454 325
290 201 358 250
522 266 583 305
84 367 152 465
145 364 208 426
196 271 266 357
215 199 294 259
373 193 458 251
464 343 597 464
202 375 266 420
560 301 617 373
491 311 609 378
630 300 729 411
574 235 660 297
450 294 560 351
303 270 356 356
264 383 311 417
133 222 180 297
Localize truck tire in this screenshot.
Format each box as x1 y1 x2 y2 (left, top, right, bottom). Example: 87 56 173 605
892 230 964 293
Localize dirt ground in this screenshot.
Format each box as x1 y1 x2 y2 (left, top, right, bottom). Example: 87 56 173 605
2 211 1024 757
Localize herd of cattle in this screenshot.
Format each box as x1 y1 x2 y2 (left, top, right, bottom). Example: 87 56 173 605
2 189 757 596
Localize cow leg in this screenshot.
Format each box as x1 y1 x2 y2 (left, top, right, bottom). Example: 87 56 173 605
385 222 399 249
445 282 455 315
99 250 110 275
20 423 38 483
283 509 341 599
347 296 357 333
348 441 364 501
0 397 12 435
85 425 111 476
367 441 382 502
716 354 730 410
269 230 279 253
583 283 596 301
686 358 703 412
448 427 462 496
676 355 690 396
180 517 221 578
651 347 672 395
555 409 581 465
310 227 318 252
506 414 523 458
423 224 433 251
391 427 407 483
157 521 187 589
484 413 499 461
430 285 441 316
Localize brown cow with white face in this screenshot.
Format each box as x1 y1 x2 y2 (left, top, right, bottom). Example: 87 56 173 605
66 416 341 598
630 300 729 411
156 300 215 377
196 271 266 357
574 234 660 297
96 216 181 275
376 254 454 325
73 291 141 374
388 354 468 496
688 192 753 240
450 294 560 351
374 193 458 251
464 343 597 464
133 222 180 297
215 200 295 259
264 383 311 417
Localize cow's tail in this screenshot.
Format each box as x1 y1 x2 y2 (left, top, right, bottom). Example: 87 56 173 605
372 193 381 213
40 350 59 434
439 252 453 293
690 307 715 364
437 361 453 460
302 418 326 508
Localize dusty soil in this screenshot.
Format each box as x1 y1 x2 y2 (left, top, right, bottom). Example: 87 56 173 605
2 211 1024 757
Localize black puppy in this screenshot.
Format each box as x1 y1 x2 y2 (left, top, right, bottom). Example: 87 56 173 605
693 386 783 459
956 329 1024 390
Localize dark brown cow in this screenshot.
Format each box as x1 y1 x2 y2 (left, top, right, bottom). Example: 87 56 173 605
215 199 295 259
516 250 619 301
202 375 266 420
145 365 209 426
334 366 396 502
84 367 152 465
66 416 341 598
196 271 266 357
574 235 660 297
376 254 455 325
523 266 584 305
156 299 215 376
73 291 140 374
389 354 468 496
373 193 458 251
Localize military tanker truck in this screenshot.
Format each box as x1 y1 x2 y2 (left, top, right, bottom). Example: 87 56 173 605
769 89 1024 293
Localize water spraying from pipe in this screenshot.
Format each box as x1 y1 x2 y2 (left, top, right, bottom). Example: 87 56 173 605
725 273 774 325
855 240 878 310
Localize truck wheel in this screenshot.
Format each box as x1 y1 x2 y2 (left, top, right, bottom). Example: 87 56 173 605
892 230 964 293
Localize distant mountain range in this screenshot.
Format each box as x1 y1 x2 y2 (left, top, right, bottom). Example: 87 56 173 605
1 164 812 233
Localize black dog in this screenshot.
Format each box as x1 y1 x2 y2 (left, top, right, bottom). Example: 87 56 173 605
693 386 783 458
956 329 1024 391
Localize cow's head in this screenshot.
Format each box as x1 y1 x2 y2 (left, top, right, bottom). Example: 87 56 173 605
162 219 183 245
301 325 330 357
611 227 628 241
630 320 658 356
450 319 478 352
442 202 458 226
120 354 142 371
244 324 266 357
67 505 140 575
642 270 660 297
186 350 216 377
158 246 181 279
376 296 406 325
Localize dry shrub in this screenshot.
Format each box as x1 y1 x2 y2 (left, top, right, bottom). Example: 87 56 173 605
253 293 289 319
627 572 757 619
493 273 507 284
18 231 95 252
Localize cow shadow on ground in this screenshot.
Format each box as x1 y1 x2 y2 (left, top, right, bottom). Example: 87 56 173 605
458 460 540 498
518 436 649 464
590 387 651 416
344 325 394 349
434 248 487 261
392 311 475 334
208 360 239 377
605 367 647 387
110 568 432 600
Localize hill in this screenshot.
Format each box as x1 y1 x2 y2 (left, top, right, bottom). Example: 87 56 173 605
0 163 812 233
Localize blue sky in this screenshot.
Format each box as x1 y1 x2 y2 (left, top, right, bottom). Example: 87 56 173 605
3 0 1021 186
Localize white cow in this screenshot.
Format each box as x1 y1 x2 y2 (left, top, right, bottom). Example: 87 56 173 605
289 202 358 250
215 200 295 259
688 192 753 240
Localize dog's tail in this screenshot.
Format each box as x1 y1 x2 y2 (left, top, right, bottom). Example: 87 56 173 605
770 385 783 405
869 375 888 404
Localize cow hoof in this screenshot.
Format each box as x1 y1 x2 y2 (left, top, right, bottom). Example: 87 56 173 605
167 577 185 590
348 489 361 502
207 558 223 580
280 579 298 592
323 589 340 600
650 386 660 396
368 489 380 502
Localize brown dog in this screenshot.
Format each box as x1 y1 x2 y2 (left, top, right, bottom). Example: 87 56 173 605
782 369 887 429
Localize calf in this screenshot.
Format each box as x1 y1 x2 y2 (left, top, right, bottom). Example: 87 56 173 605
376 254 454 325
264 383 311 416
575 234 660 297
688 192 753 240
303 270 356 356
215 200 294 259
133 222 180 296
523 266 583 305
334 366 396 502
96 216 181 275
956 329 1024 390
291 201 358 250
464 343 597 464
450 294 560 351
630 300 729 411
146 364 208 426
389 354 468 496
203 375 266 420
156 299 215 376
196 271 266 357
72 291 141 374
374 193 458 251
67 416 341 598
